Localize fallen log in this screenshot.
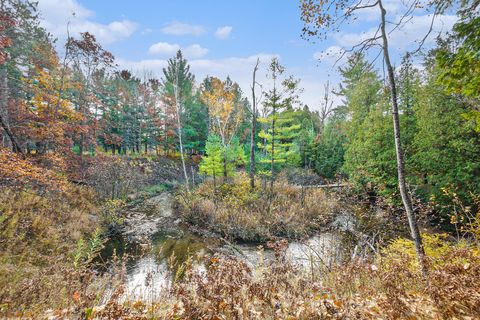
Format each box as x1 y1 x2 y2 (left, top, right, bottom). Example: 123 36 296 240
296 183 349 189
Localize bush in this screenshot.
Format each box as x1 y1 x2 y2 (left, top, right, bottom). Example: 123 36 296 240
87 156 149 200
322 233 480 319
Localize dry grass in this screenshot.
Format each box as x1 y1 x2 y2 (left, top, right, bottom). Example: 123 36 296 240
0 186 106 316
176 173 340 242
85 234 480 320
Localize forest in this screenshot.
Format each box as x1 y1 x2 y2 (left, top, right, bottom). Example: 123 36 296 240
0 0 479 319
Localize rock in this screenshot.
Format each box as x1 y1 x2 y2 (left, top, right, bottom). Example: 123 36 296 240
127 193 138 201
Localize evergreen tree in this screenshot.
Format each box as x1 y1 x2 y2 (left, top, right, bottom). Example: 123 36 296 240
412 59 480 218
226 136 246 174
199 135 224 187
312 120 346 179
258 58 301 189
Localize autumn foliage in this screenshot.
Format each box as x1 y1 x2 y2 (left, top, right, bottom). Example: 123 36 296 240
0 148 67 191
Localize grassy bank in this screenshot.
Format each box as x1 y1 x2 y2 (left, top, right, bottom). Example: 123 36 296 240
176 173 340 242
0 186 105 315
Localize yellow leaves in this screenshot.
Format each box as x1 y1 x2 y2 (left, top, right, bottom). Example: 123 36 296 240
17 61 82 150
333 299 343 308
201 76 244 140
132 300 145 310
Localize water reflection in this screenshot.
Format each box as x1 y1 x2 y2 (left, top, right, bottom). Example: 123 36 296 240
99 230 344 301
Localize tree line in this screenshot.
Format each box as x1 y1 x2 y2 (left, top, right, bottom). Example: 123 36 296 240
0 0 478 228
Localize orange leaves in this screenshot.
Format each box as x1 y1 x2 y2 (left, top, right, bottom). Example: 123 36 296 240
17 53 83 153
72 291 81 303
0 148 67 192
0 13 14 65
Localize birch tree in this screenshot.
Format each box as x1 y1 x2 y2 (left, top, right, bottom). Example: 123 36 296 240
249 58 261 190
162 51 193 190
201 76 244 178
299 0 438 276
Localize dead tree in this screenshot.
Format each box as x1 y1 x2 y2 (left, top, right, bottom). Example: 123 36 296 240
249 58 261 190
319 81 335 129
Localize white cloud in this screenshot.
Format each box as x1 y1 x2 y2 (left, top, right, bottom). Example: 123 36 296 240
300 76 343 110
333 27 379 48
161 22 206 36
141 28 153 35
215 26 233 39
118 53 278 102
149 42 181 55
148 42 208 58
388 14 457 51
353 0 402 22
183 44 209 58
117 58 169 75
37 0 137 44
330 13 456 58
117 53 338 111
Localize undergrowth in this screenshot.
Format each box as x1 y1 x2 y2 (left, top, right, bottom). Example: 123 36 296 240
176 172 339 242
0 186 109 316
89 233 480 320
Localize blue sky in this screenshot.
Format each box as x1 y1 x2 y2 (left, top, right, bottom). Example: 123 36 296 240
37 0 457 110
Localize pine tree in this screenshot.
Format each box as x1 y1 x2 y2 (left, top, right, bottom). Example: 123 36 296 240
199 135 225 188
257 58 301 190
226 136 246 174
258 110 301 168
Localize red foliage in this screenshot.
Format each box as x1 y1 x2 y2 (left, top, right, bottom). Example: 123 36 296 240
0 13 14 65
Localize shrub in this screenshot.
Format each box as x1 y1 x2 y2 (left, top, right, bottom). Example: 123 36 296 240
321 233 480 319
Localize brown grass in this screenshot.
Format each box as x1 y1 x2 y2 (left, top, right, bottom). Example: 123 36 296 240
0 186 105 316
176 173 340 242
86 234 480 319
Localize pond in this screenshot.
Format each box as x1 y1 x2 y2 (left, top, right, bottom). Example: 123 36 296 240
97 192 347 302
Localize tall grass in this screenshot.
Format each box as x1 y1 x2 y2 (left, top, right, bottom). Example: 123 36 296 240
176 172 340 242
0 186 108 316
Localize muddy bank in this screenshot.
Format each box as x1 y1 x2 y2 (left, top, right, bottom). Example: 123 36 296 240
120 193 181 243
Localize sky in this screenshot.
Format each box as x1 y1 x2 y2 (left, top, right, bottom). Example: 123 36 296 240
36 0 458 111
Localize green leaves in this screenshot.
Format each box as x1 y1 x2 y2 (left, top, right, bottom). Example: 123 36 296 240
199 135 224 178
199 135 245 178
436 16 480 131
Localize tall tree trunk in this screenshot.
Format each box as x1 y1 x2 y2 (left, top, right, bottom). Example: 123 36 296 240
174 67 190 191
378 0 427 276
223 149 228 178
270 112 275 192
0 68 23 155
250 58 260 190
270 87 277 192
